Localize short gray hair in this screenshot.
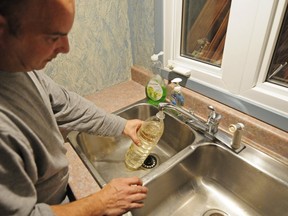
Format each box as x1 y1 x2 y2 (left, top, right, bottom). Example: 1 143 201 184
0 0 27 35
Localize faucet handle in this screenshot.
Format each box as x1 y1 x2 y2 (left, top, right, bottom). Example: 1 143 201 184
208 105 215 111
208 105 216 119
206 105 222 134
207 105 221 123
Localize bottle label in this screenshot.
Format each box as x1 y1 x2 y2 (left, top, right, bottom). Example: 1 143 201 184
146 80 163 100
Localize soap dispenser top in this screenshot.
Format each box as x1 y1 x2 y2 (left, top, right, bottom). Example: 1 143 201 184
151 51 164 61
150 51 164 76
171 78 184 106
172 78 182 92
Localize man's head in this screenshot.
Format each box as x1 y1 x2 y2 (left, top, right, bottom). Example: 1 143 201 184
0 0 24 36
0 0 75 72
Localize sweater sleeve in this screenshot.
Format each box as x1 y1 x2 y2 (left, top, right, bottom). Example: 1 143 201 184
33 72 127 137
0 131 55 216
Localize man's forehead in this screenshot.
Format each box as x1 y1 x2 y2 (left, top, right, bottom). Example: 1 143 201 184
20 0 75 31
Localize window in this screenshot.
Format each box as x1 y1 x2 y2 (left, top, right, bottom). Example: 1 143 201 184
181 0 231 67
266 5 288 88
164 0 288 130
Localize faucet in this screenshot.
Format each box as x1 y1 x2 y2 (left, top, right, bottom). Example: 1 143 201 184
158 103 221 138
158 102 246 153
206 105 222 134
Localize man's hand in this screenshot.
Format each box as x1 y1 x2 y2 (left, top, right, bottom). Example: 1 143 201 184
51 177 148 216
98 177 148 215
122 119 142 145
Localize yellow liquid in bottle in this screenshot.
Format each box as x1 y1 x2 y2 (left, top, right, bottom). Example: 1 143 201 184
125 121 163 170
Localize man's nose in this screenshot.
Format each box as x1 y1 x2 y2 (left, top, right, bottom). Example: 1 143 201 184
57 36 70 54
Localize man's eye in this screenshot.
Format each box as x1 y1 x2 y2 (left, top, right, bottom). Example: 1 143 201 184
48 37 60 43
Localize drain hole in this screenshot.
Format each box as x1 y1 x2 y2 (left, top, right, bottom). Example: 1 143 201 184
203 209 229 216
142 154 157 169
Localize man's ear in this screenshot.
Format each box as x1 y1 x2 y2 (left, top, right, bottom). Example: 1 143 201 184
0 15 7 35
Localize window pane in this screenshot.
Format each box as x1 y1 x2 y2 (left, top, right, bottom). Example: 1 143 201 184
181 0 231 67
266 5 288 88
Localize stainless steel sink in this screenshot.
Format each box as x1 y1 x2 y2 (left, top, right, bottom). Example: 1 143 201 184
131 143 288 216
67 102 199 186
68 101 288 216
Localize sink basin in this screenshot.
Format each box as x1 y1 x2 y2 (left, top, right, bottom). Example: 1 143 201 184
131 143 288 216
68 101 288 216
67 102 199 186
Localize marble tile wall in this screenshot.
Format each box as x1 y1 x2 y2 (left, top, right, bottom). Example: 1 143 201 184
45 0 154 96
127 0 155 71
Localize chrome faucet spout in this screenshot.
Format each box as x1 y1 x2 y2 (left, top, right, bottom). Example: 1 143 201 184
158 102 199 122
158 103 220 137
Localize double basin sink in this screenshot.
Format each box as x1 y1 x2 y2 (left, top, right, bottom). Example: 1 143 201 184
67 101 288 216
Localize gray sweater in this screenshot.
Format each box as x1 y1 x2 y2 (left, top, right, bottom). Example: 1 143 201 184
0 71 126 216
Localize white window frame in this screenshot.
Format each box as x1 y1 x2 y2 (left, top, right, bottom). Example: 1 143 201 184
164 0 288 119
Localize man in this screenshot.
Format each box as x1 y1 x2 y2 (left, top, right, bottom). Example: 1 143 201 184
0 0 148 215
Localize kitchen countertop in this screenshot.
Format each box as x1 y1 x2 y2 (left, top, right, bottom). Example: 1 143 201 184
65 66 288 200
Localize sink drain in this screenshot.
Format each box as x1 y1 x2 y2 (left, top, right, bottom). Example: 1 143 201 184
203 209 229 216
142 154 157 169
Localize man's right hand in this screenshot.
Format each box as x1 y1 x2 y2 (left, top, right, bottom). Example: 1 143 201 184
98 177 148 215
51 176 148 216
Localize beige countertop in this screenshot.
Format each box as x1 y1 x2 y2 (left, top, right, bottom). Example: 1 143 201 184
66 66 288 200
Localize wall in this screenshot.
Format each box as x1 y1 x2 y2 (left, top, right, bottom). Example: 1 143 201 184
45 0 154 96
128 0 155 71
